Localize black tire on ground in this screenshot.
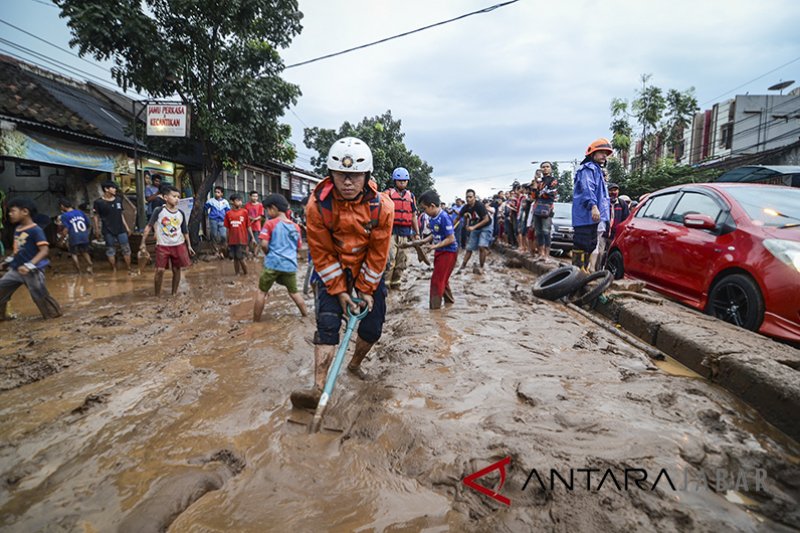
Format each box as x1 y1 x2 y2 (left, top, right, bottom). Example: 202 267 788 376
532 266 584 300
607 250 625 280
706 273 765 331
570 270 614 307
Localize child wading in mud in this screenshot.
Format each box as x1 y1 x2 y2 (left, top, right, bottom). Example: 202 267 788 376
246 190 265 258
58 198 93 274
417 191 457 309
224 194 251 276
0 198 62 320
139 185 195 296
252 194 307 321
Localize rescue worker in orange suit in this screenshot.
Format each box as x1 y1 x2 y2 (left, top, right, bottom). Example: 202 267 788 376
290 137 395 409
384 167 420 289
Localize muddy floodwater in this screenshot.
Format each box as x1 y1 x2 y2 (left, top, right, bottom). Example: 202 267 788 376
1 255 799 532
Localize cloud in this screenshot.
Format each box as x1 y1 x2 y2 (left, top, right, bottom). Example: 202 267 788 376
283 0 800 201
9 0 792 203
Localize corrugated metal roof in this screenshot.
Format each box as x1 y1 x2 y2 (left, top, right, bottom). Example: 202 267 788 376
31 71 137 145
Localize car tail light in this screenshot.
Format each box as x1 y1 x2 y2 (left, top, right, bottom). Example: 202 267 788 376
764 239 800 273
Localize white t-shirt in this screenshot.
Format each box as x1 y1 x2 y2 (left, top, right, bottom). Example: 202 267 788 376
148 206 187 246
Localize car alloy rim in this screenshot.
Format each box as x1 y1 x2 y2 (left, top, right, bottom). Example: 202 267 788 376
711 283 749 327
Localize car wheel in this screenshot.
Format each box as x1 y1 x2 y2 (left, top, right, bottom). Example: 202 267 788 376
606 250 624 280
532 266 584 300
707 274 765 331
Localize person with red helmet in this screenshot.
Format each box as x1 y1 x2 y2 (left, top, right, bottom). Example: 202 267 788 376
384 167 420 289
571 138 612 272
290 137 394 409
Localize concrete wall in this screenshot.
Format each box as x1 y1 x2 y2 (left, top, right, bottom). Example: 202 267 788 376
731 94 800 155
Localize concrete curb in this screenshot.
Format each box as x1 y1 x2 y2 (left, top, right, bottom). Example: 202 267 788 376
493 243 800 442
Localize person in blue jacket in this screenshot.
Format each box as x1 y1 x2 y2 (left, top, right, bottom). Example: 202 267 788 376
572 138 612 272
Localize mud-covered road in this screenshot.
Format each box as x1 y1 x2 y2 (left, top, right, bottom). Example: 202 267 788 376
1 255 799 532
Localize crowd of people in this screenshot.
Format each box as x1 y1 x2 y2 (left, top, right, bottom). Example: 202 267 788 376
1 135 633 411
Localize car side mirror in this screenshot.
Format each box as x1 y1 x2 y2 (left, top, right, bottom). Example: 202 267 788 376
684 213 717 230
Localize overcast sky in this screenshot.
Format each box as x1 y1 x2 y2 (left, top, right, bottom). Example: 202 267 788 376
2 0 799 201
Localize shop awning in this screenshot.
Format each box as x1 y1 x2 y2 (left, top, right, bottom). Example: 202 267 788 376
0 128 132 173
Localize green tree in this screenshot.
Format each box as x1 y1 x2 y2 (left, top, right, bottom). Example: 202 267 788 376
609 97 633 164
56 0 303 240
550 162 573 203
303 110 435 196
606 157 627 188
631 74 666 169
618 159 722 200
663 88 699 158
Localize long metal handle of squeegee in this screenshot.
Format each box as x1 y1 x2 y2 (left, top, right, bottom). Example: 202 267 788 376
310 298 370 433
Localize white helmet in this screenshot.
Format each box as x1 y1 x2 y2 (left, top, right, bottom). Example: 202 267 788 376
326 137 373 173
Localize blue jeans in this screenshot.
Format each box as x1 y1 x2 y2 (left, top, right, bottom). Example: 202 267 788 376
208 219 227 243
103 231 131 257
314 276 387 345
466 226 493 251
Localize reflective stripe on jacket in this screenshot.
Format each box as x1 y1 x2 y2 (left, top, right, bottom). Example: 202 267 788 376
307 177 394 296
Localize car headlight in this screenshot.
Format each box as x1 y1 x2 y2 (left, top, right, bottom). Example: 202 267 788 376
764 239 800 272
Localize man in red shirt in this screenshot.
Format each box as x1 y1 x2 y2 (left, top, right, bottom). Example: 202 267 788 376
224 194 251 275
246 190 265 257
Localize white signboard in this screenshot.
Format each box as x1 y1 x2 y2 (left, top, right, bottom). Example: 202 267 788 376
280 171 290 190
177 197 194 223
147 104 190 137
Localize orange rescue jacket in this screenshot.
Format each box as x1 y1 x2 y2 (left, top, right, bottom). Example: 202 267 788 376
307 177 395 296
386 188 416 227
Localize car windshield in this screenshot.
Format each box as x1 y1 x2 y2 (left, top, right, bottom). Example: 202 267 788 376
552 203 571 218
724 186 800 228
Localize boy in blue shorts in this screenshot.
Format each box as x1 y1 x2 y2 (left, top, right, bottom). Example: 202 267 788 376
0 198 62 320
253 194 308 321
455 188 493 275
58 198 93 274
417 191 458 309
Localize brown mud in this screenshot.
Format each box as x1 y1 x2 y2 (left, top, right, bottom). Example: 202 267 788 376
1 255 799 532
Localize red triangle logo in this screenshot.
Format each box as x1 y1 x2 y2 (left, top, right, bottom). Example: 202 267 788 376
462 456 512 506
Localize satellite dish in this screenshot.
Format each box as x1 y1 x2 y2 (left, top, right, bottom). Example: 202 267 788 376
767 80 795 92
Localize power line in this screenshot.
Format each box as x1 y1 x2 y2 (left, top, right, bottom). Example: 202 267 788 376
625 93 800 163
0 38 122 91
285 0 520 69
288 108 308 128
0 47 149 115
28 0 57 7
0 38 152 100
679 94 800 162
700 55 800 106
0 18 110 74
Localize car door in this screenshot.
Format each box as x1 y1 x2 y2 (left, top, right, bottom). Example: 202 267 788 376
654 191 728 304
619 192 680 282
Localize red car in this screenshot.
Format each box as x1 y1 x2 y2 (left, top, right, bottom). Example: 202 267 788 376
607 183 800 343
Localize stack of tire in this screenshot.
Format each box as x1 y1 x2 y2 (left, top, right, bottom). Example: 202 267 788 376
532 266 613 307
